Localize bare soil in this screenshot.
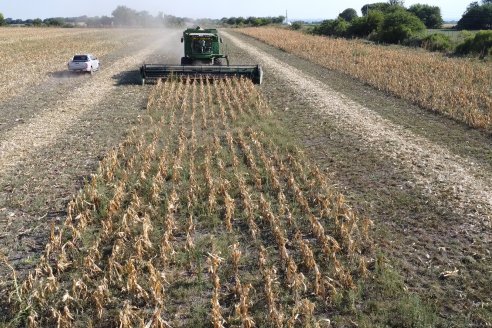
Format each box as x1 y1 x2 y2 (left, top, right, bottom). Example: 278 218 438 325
0 27 490 327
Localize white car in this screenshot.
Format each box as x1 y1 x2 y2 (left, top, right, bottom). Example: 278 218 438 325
67 54 100 74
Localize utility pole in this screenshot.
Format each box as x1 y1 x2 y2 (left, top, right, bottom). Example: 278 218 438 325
285 10 288 24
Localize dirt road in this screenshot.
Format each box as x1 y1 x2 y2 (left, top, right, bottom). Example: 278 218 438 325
223 30 492 325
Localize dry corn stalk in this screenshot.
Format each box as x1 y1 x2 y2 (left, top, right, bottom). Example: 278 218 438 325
208 253 226 328
235 282 255 328
2 77 377 327
257 246 284 327
237 175 259 239
119 301 138 328
231 243 242 277
222 181 235 232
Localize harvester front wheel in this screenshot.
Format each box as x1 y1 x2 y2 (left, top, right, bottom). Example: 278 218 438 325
214 58 225 66
181 57 192 65
253 66 263 85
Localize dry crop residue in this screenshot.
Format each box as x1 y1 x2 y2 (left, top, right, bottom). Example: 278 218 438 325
223 30 492 324
0 42 159 176
222 31 492 226
1 77 374 327
0 29 182 285
0 28 152 102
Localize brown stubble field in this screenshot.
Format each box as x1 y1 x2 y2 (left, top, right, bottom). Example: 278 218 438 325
0 27 173 297
0 28 158 102
227 28 492 326
0 26 491 327
2 76 378 327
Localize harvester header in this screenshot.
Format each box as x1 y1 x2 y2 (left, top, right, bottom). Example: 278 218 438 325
140 27 263 85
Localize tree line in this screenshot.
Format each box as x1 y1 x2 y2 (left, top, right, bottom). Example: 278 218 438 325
0 6 192 28
0 7 287 28
311 0 491 42
1 2 490 33
311 2 435 43
306 0 491 58
219 16 285 27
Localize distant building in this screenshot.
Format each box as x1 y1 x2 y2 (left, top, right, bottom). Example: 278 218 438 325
283 10 291 25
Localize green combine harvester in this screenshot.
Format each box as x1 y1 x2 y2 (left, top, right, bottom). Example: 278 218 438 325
140 27 263 85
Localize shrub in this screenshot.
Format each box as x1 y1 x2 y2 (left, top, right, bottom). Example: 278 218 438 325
291 21 302 30
348 11 385 38
376 9 426 44
455 30 492 58
349 17 369 38
313 18 350 37
44 18 65 26
421 33 452 52
32 18 43 26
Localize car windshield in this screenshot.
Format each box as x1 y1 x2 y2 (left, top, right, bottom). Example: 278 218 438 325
73 55 88 61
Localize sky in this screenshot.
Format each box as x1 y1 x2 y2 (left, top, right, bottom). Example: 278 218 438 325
0 0 471 21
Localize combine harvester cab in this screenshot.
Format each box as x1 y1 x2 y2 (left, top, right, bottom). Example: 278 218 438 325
140 27 263 85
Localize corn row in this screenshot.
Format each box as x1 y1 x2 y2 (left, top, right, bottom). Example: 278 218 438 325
4 77 375 327
208 253 226 328
258 247 284 328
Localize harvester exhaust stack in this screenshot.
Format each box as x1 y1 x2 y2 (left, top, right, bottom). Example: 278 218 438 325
140 27 263 85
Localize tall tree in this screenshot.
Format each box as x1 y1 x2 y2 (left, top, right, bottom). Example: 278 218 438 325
348 10 385 37
388 0 405 5
0 12 5 26
457 2 492 29
467 2 480 10
43 17 64 26
339 8 358 22
136 10 154 27
99 16 113 26
313 18 350 37
362 2 391 15
32 18 43 26
408 4 443 28
112 6 138 26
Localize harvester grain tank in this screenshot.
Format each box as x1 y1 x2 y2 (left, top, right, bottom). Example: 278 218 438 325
140 27 263 85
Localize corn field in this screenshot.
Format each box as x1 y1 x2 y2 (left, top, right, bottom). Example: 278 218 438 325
238 27 492 131
1 77 374 327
